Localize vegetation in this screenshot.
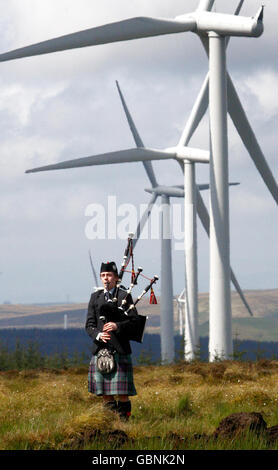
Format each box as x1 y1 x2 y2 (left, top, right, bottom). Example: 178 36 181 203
1 357 278 450
0 339 88 371
3 329 278 366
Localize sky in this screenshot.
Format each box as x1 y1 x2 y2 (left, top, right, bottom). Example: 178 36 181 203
0 0 277 304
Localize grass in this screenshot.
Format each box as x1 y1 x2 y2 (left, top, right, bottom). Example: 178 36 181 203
1 360 278 450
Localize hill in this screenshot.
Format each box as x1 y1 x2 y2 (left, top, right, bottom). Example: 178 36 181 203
0 288 277 342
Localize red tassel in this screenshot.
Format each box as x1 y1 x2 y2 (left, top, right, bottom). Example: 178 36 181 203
131 269 136 284
149 287 157 304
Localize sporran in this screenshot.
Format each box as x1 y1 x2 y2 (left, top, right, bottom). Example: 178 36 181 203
96 348 115 374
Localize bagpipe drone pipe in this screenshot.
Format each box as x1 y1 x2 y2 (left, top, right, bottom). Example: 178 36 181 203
109 232 159 343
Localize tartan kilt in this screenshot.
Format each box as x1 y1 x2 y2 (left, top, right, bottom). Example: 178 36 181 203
88 352 137 396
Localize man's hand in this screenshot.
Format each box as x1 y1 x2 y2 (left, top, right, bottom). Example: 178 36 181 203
99 322 118 342
99 331 111 343
103 322 118 332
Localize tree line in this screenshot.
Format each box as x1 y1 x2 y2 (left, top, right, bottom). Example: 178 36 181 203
1 329 278 370
0 339 90 371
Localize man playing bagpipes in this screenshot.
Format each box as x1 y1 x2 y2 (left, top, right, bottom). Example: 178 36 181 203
85 234 158 421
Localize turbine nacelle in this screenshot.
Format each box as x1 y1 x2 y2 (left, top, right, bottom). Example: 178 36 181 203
175 6 264 38
144 181 239 198
165 146 210 163
145 185 184 198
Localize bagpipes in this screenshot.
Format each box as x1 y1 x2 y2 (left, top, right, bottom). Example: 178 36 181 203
109 232 159 343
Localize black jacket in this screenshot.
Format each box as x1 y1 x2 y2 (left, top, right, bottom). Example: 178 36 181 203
85 287 139 355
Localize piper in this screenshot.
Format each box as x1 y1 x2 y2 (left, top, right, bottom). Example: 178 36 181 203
85 235 159 420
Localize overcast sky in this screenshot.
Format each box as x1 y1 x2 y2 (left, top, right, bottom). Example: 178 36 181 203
0 0 277 304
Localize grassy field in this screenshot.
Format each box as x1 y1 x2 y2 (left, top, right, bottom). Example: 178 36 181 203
1 360 278 451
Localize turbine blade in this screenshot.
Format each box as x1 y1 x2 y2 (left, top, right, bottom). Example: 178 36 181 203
25 148 176 173
230 272 253 317
198 35 277 204
133 193 158 249
227 75 278 205
116 80 144 148
234 0 245 16
198 40 277 204
196 188 210 235
115 80 158 188
196 0 215 12
178 73 209 147
196 188 253 317
88 250 99 287
197 182 239 191
0 17 195 63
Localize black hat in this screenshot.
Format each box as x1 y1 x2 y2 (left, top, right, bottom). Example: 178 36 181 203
100 261 118 276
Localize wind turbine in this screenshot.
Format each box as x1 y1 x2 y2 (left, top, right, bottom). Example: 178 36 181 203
1 1 276 360
138 177 212 364
116 79 255 360
176 289 186 336
116 79 208 363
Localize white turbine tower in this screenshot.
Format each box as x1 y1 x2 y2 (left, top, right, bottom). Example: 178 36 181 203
177 289 186 336
1 1 276 360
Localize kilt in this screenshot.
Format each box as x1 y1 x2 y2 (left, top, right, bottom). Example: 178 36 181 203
88 352 137 396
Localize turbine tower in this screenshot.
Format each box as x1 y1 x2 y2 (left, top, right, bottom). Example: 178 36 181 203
64 313 68 330
1 1 276 360
176 288 186 336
